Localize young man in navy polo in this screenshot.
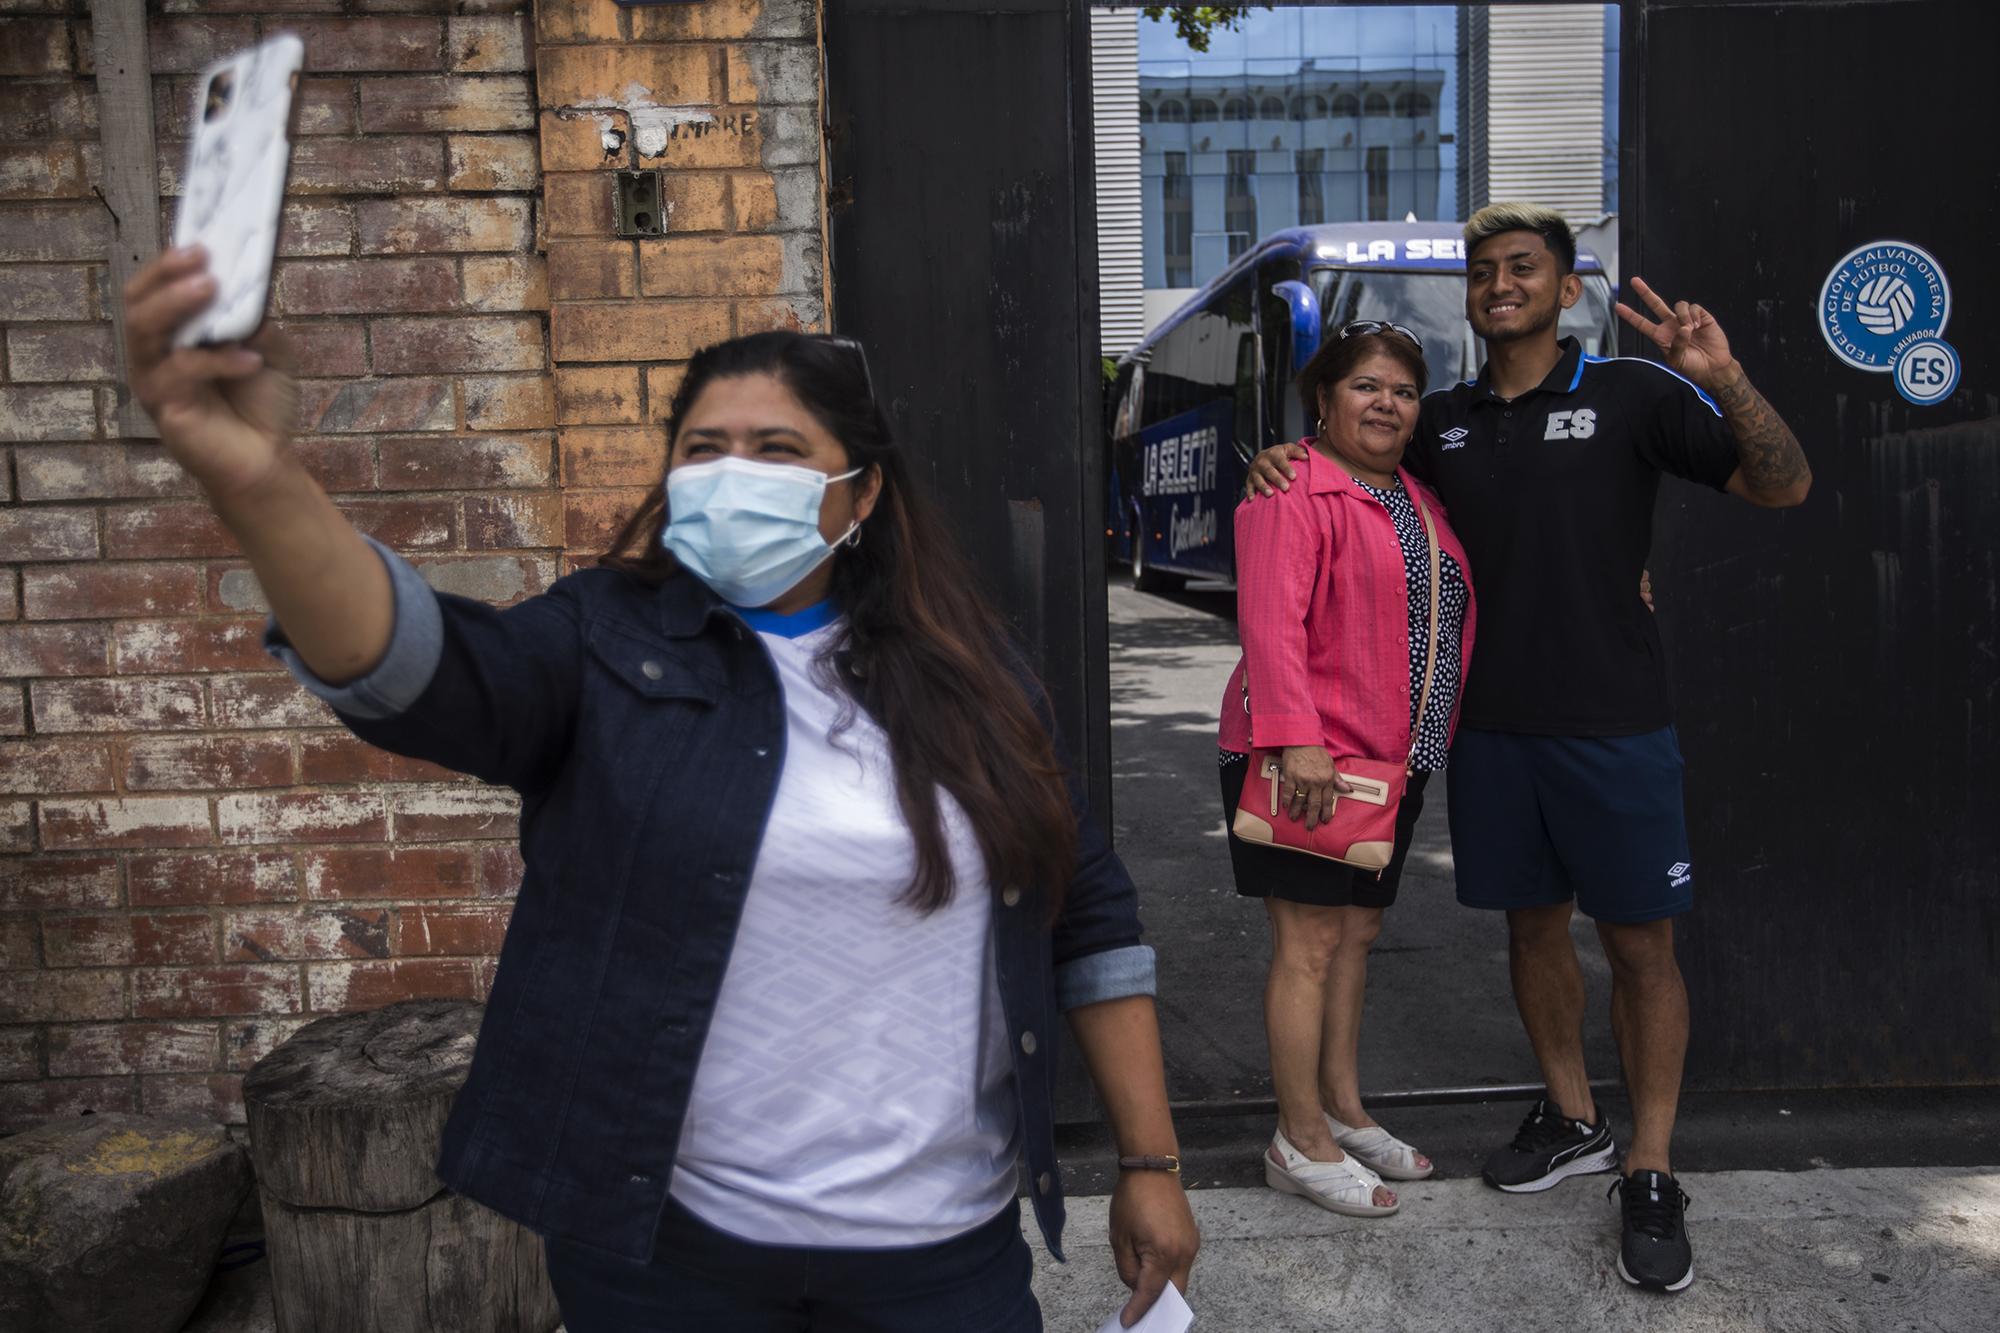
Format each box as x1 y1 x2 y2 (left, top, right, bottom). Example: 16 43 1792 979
1250 202 1809 1292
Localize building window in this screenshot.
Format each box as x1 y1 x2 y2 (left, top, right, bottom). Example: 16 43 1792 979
1296 149 1324 226
1190 98 1219 123
1395 92 1433 120
1158 100 1186 123
1163 151 1192 286
1222 97 1251 121
1331 93 1359 118
1138 99 1154 123
1225 149 1256 256
1289 94 1328 121
1259 95 1285 120
1362 92 1390 117
1364 146 1390 220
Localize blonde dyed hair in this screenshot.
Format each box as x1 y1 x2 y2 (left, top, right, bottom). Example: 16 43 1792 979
1464 203 1577 273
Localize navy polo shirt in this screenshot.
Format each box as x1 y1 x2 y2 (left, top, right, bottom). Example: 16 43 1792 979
1406 337 1739 736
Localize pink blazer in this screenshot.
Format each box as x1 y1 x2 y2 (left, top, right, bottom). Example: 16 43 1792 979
1217 443 1477 761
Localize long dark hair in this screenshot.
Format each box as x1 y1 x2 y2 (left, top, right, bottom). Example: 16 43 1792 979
601 332 1077 916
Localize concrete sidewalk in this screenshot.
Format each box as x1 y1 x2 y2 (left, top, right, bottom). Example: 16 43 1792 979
1028 1167 2000 1332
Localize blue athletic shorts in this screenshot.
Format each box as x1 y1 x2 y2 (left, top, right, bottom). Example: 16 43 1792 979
1446 726 1694 923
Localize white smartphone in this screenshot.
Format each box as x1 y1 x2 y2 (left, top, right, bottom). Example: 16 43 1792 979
171 33 305 348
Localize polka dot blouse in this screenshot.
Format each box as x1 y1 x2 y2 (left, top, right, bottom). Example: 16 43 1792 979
1354 478 1469 772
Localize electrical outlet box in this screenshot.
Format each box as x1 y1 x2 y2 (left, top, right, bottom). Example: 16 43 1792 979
615 170 666 238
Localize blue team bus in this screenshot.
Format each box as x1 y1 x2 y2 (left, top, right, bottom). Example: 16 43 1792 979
1107 221 1618 590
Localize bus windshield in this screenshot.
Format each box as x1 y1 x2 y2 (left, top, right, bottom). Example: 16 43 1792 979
1309 268 1617 388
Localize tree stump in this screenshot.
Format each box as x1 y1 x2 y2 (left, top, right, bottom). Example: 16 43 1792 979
243 999 559 1333
0 1113 250 1333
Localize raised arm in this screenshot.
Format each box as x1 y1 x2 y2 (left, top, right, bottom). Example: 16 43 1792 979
1615 275 1811 508
124 246 391 682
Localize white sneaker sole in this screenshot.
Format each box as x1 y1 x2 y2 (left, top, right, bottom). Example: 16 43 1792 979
1489 1143 1619 1193
1618 1253 1695 1292
1264 1157 1401 1218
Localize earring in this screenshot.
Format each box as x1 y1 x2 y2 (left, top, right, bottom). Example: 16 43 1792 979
843 526 863 550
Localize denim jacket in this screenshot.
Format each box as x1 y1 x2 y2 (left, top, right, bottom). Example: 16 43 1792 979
267 540 1155 1262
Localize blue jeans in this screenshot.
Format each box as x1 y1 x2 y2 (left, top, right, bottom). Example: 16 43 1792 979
543 1197 1043 1333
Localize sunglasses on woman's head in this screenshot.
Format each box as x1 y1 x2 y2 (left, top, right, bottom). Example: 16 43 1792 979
824 334 878 405
1335 320 1423 351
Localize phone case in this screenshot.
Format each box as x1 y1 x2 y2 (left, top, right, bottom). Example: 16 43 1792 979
171 33 304 348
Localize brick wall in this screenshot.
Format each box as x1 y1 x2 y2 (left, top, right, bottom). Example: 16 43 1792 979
0 0 826 1133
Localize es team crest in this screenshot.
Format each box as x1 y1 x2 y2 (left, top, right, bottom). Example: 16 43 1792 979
1818 241 1950 373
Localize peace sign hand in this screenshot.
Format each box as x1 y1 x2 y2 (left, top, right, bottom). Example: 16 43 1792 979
1614 276 1738 391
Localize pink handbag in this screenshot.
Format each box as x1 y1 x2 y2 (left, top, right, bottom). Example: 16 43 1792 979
1231 495 1442 874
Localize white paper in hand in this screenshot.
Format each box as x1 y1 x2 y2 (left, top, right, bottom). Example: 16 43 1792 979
1094 1281 1193 1333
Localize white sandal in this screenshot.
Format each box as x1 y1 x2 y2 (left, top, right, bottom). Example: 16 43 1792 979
1265 1129 1399 1217
1324 1113 1435 1181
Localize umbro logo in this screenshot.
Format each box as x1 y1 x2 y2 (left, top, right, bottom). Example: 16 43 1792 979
1439 426 1470 450
1668 861 1692 887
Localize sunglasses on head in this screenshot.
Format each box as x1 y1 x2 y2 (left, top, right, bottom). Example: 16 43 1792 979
823 334 878 404
1335 320 1423 351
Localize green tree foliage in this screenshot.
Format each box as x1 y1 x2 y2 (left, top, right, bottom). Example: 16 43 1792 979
1141 5 1261 54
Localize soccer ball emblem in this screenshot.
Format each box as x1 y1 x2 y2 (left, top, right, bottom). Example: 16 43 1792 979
1854 274 1916 336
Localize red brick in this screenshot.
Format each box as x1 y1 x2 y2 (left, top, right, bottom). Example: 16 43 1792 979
269 321 369 376
359 74 534 133
294 78 359 135
411 555 551 607
0 969 126 1022
44 1021 217 1078
225 906 390 962
274 258 459 316
6 325 114 382
630 0 814 41
0 623 109 676
378 433 552 490
541 170 613 238
306 957 478 1013
559 426 667 488
221 1015 310 1071
536 45 719 108
0 142 86 199
536 0 619 43
0 81 91 140
124 735 294 792
0 18 73 77
13 443 202 501
217 792 385 845
0 266 93 322
448 16 531 74
554 366 643 425
294 438 381 492
643 363 689 421
445 133 539 191
101 504 235 559
133 965 301 1019
0 740 113 795
394 901 513 956
357 196 533 254
566 489 650 556
298 733 462 786
369 315 544 374
548 239 636 300
111 619 272 675
0 1025 37 1080
145 15 258 75
464 492 563 550
44 912 216 968
206 565 266 615
0 385 96 441
22 562 203 621
0 1078 140 1133
0 800 31 853
463 375 555 431
140 1072 244 1124
289 136 447 195
276 202 357 258
209 676 336 730
0 203 110 263
386 786 519 841
129 850 296 907
552 301 731 363
338 498 459 549
296 378 455 434
39 796 212 850
30 678 206 733
300 845 492 901
461 255 548 312
0 855 120 911
291 17 443 73
478 844 524 897
538 111 625 173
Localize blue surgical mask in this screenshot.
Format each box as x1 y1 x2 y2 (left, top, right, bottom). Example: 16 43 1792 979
661 456 864 607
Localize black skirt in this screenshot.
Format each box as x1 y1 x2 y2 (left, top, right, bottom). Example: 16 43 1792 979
1218 748 1431 909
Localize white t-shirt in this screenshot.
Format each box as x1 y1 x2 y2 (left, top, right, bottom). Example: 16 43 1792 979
668 608 1021 1247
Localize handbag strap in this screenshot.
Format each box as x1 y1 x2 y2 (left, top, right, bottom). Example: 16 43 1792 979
1406 494 1443 773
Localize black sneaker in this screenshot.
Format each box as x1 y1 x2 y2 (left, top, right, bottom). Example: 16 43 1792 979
1481 1098 1618 1192
1610 1169 1694 1291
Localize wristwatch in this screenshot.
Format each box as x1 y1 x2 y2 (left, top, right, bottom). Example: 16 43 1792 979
1117 1154 1182 1175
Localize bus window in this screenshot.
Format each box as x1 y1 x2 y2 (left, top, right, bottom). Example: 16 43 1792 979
1232 332 1260 462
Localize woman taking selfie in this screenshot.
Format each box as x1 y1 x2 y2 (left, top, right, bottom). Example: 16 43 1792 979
1218 323 1475 1217
123 246 1196 1332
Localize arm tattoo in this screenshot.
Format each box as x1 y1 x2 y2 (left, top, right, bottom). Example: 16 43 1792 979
1709 370 1809 494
